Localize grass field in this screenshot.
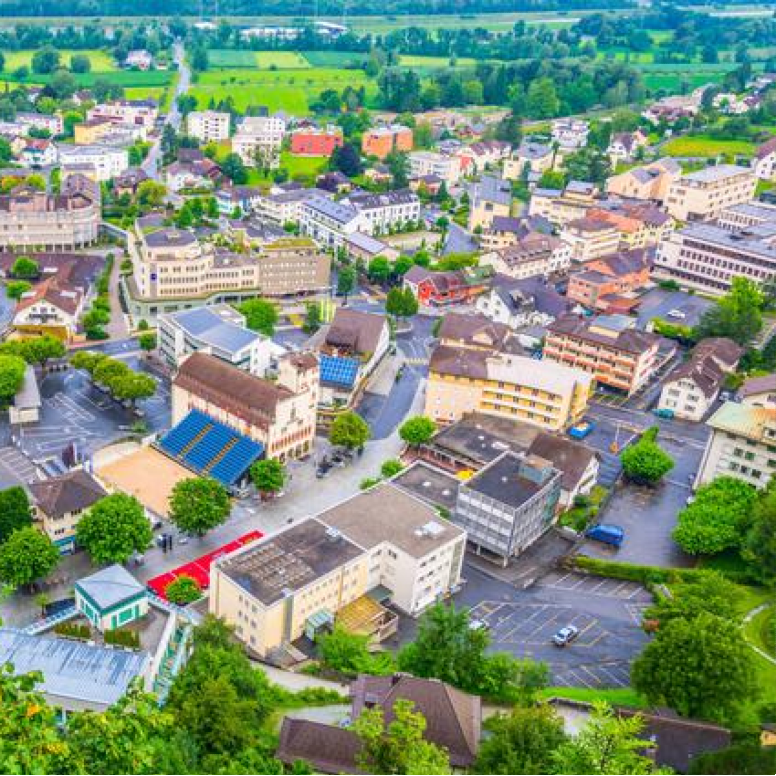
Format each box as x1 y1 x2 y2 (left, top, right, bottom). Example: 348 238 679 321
1 67 172 89
301 50 368 67
398 54 477 67
253 51 310 68
206 49 259 68
662 135 756 157
207 49 310 69
191 66 376 114
2 48 117 71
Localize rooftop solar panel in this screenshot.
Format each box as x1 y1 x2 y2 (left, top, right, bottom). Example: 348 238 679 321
319 354 359 388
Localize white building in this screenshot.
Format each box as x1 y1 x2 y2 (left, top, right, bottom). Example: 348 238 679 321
87 100 159 130
16 112 63 135
187 110 231 143
232 116 286 168
409 151 462 185
551 119 589 150
480 232 572 280
59 144 129 182
157 304 285 376
344 189 421 234
21 139 58 167
255 186 332 224
299 197 368 248
753 137 776 181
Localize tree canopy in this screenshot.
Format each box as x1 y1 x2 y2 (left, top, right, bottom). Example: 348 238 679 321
620 427 674 486
399 416 436 447
76 493 152 564
0 486 31 544
250 459 285 497
239 298 278 336
694 278 764 346
169 477 231 537
329 411 371 451
0 527 59 588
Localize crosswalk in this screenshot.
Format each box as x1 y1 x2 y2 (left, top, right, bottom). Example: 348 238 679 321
403 356 429 366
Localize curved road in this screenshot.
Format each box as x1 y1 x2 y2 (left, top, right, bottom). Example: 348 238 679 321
142 40 190 181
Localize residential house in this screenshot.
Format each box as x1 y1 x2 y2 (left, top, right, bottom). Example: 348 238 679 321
551 118 589 150
607 130 648 164
476 275 570 330
605 157 681 203
164 156 220 192
403 265 492 306
479 214 553 252
480 231 572 279
566 249 652 312
216 185 263 216
13 279 84 341
437 311 523 354
753 136 776 181
408 150 462 185
114 167 148 197
456 140 510 174
560 216 621 262
124 50 153 70
503 141 555 180
21 138 58 167
738 374 776 408
468 175 512 231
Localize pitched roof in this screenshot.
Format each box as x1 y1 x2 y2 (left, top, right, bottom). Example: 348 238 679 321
75 564 145 611
527 433 599 492
15 278 82 316
29 470 106 518
691 337 743 370
739 373 776 398
438 312 522 354
548 314 660 355
276 719 363 774
325 308 386 356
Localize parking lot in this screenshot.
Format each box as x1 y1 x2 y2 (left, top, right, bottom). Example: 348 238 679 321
635 287 714 329
456 565 651 688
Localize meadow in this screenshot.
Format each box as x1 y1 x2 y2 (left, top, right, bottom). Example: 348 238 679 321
661 134 757 158
208 49 310 69
2 48 118 71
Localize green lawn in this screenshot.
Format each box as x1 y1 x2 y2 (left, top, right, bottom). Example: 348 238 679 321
662 135 756 158
253 51 310 68
302 50 368 67
2 48 118 71
206 49 259 68
398 54 477 67
1 68 172 89
541 686 648 709
281 151 328 177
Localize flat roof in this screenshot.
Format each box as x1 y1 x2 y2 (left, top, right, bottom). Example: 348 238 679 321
392 462 460 512
217 518 363 607
0 629 149 711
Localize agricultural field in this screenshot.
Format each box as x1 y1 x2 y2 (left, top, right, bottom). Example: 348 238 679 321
191 66 377 115
398 54 476 67
300 50 368 67
207 49 309 69
1 48 118 71
662 134 757 158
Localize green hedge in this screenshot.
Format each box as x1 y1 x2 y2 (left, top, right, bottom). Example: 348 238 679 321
571 556 702 585
54 622 90 640
104 628 141 649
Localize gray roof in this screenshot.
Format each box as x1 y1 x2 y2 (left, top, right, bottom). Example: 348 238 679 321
0 629 149 711
471 175 511 207
681 164 751 183
144 228 198 248
304 196 360 225
165 305 260 355
75 564 145 611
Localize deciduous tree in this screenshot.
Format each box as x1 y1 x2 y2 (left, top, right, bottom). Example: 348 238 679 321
620 427 674 486
165 574 203 605
250 459 285 498
0 527 59 588
76 493 152 564
0 486 31 544
329 411 370 451
399 416 436 448
169 477 231 537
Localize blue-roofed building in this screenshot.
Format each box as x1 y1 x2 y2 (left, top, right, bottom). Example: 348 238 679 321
158 303 286 376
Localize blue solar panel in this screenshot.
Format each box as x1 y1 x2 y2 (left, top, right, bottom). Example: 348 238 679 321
159 410 265 487
319 355 360 388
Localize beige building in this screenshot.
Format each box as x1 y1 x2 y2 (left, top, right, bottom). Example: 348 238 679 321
13 279 84 341
187 110 231 143
544 314 662 396
233 116 286 168
468 175 512 231
0 187 100 250
503 141 555 180
560 217 621 262
408 151 462 185
480 231 571 279
605 158 681 203
695 401 776 489
210 484 465 658
665 164 756 222
528 181 598 227
172 351 319 462
30 470 106 554
425 346 592 430
738 374 776 408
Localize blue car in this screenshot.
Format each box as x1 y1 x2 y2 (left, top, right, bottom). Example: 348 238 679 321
585 523 625 548
568 420 595 440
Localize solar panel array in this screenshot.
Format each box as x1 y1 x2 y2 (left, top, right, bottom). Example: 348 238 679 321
319 354 360 388
159 409 264 487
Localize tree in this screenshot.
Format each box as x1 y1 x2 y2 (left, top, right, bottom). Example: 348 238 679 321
337 265 357 297
18 334 65 370
250 459 285 498
191 46 209 72
50 68 77 99
112 372 157 408
743 477 776 585
137 179 167 208
329 411 371 451
381 459 403 478
399 416 436 448
673 476 756 556
644 571 741 627
0 354 26 404
620 427 674 486
31 46 60 75
169 477 231 537
318 625 394 676
221 152 248 184
138 332 157 354
631 612 757 724
0 527 59 588
11 256 39 279
552 702 663 775
476 703 568 775
165 574 203 605
302 302 321 334
386 287 418 319
367 256 391 284
69 54 91 73
385 150 409 189
5 280 31 300
331 143 362 177
353 699 451 775
76 493 152 564
695 277 764 346
240 298 277 336
526 77 560 118
0 486 31 544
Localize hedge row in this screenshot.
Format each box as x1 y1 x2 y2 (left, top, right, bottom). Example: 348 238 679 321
570 556 702 586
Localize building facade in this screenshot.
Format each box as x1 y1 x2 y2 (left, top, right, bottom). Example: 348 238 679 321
664 165 756 222
187 110 231 143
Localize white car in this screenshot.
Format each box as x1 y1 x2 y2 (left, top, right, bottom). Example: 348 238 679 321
666 309 686 320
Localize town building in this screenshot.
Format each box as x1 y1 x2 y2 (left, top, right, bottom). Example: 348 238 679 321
455 450 562 565
654 220 776 295
158 304 285 375
210 483 465 658
479 215 548 253
425 345 592 430
0 186 100 250
344 189 421 234
232 115 286 168
587 203 674 249
87 99 159 130
566 250 651 312
30 469 107 554
664 164 756 222
456 140 510 174
75 564 149 632
342 231 399 264
277 673 481 773
528 180 599 226
408 150 462 185
605 157 681 202
551 118 589 150
695 401 776 489
186 110 231 143
164 156 220 192
475 275 570 331
657 338 742 421
361 124 413 160
114 166 148 197
502 141 555 180
13 278 84 341
58 144 129 181
480 231 572 280
468 175 512 231
299 197 367 248
560 216 621 262
437 312 523 354
21 138 58 167
15 111 63 135
753 137 776 181
717 201 776 230
403 265 493 306
607 129 648 164
290 125 343 157
255 186 332 224
738 374 776 408
216 185 264 216
124 49 153 70
543 314 663 396
171 351 319 462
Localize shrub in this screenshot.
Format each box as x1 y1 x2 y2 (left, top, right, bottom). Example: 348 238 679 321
104 628 141 649
54 622 90 640
165 574 202 605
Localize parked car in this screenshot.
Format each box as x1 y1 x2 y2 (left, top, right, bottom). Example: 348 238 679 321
666 309 686 320
568 420 595 440
652 407 675 419
585 523 625 548
552 625 580 647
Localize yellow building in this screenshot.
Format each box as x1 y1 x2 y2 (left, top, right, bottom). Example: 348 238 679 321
74 118 114 145
665 164 756 222
528 181 598 227
605 158 681 203
425 345 592 430
560 216 621 262
468 175 512 231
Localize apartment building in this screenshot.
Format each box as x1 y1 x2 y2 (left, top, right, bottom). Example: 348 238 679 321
59 144 129 181
543 314 662 395
753 137 776 181
455 451 562 566
425 345 592 430
345 189 421 233
290 125 343 157
30 470 106 554
717 201 776 230
468 175 512 231
172 351 319 462
502 141 555 180
299 197 368 248
259 237 332 295
87 99 158 130
605 157 681 202
209 483 465 657
15 111 64 135
664 164 756 222
528 181 599 226
232 116 286 168
255 187 331 224
587 203 674 249
361 124 413 160
551 118 589 150
695 401 776 489
0 186 100 250
187 110 231 143
408 151 463 185
567 250 651 312
456 140 510 174
403 266 492 307
657 338 742 422
480 231 572 279
560 216 621 262
654 221 776 295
